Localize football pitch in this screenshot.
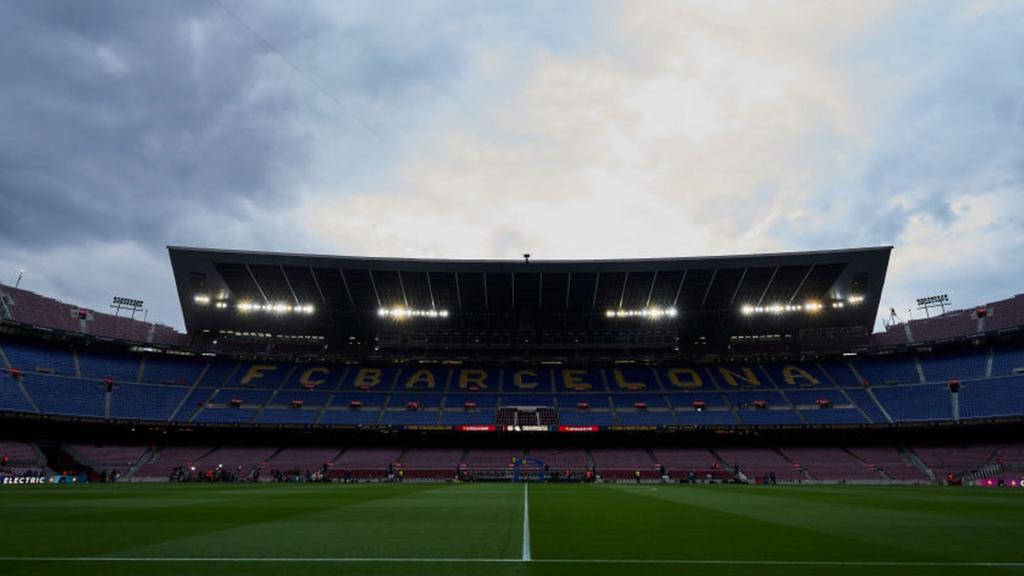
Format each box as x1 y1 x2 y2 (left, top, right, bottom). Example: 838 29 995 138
1 482 1022 575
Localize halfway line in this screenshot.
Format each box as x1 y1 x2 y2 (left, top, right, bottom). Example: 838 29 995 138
522 482 531 561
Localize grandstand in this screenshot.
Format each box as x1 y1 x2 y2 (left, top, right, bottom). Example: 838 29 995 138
1 245 1024 488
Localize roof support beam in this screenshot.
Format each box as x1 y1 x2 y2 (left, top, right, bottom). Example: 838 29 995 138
700 268 718 307
645 271 659 308
454 272 463 311
367 270 383 309
789 265 815 304
309 267 327 305
483 272 489 310
538 273 543 309
245 264 269 303
426 272 437 309
591 272 601 311
280 266 299 304
397 271 410 307
617 272 630 309
729 268 748 305
565 273 572 310
338 269 356 308
756 266 780 306
671 270 688 309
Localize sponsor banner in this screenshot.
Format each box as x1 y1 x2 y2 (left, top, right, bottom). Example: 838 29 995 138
558 425 600 433
504 425 550 432
607 425 659 432
0 476 48 485
456 425 496 432
403 425 452 432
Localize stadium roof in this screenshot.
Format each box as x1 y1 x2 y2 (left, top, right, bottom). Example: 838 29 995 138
168 245 892 351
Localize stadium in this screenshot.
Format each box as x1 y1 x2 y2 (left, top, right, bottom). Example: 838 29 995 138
1 245 1023 575
4 1 1024 574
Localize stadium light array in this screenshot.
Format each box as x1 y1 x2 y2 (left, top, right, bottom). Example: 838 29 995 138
604 307 678 319
741 296 866 316
378 307 449 319
236 302 315 315
741 302 824 316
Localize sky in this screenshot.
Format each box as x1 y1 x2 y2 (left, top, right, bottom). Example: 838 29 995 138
1 0 1022 331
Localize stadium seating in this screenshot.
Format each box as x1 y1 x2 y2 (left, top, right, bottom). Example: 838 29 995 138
255 409 319 424
853 356 920 386
0 376 36 413
958 377 1024 419
649 447 719 477
778 447 882 480
991 345 1024 377
872 384 951 421
0 284 186 345
267 447 342 471
141 355 207 385
714 447 804 482
333 447 402 479
847 447 927 480
843 388 889 423
22 373 105 418
590 448 658 479
110 383 189 421
76 350 140 382
1 341 76 375
912 445 998 480
919 349 988 382
67 444 148 473
3 336 1024 428
135 446 216 478
0 440 47 475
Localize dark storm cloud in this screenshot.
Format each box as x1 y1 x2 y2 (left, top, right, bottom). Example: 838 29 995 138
0 0 487 325
0 0 308 250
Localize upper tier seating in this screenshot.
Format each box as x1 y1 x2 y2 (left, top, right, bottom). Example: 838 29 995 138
3 336 1024 428
0 284 187 345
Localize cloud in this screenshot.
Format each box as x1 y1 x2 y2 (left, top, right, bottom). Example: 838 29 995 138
303 1 893 258
2 0 1022 332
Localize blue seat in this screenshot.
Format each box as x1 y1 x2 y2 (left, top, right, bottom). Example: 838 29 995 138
2 342 76 375
676 410 737 426
77 351 140 382
872 384 951 422
255 409 319 424
22 374 104 418
959 376 1024 419
110 383 188 421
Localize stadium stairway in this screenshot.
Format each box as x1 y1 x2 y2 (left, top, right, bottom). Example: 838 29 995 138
773 447 815 481
901 447 937 482
840 447 889 481
126 446 161 480
166 363 213 421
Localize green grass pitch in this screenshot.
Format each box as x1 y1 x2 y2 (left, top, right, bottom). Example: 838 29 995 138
1 482 1022 575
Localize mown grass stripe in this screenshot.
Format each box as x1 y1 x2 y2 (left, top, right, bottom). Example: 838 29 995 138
0 557 1022 566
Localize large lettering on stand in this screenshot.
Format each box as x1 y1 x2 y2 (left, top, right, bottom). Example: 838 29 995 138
511 370 539 389
717 367 761 387
664 368 704 389
404 369 437 389
560 369 593 391
352 368 383 390
240 365 276 386
457 369 489 390
299 367 330 389
780 365 820 387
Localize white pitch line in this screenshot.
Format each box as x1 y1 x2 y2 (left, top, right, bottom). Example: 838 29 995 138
0 558 1022 567
522 482 531 561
